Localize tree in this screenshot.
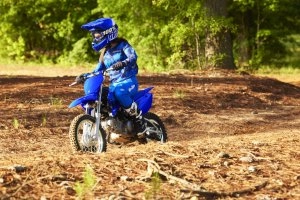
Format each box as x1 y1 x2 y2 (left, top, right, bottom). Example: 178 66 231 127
230 0 300 69
204 0 236 69
0 0 299 70
0 0 98 63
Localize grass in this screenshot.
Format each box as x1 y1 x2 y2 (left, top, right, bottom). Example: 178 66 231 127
173 89 186 99
50 96 63 107
145 172 162 200
256 66 300 74
0 63 92 77
12 118 19 129
41 114 47 126
1 62 299 85
74 165 97 200
255 66 300 84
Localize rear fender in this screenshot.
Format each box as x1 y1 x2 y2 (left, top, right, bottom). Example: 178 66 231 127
134 87 154 114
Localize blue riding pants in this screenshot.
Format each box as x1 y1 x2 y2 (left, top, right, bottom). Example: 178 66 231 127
109 76 138 109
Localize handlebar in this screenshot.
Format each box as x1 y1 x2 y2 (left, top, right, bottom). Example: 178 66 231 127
69 68 114 87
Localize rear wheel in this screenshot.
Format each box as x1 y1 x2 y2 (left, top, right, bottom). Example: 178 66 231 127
69 114 107 153
144 112 167 143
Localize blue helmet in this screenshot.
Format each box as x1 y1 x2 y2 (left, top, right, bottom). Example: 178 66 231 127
81 18 118 52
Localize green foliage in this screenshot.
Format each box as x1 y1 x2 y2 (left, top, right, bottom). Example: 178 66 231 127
74 165 96 200
57 38 92 65
0 0 299 71
0 0 98 64
105 0 206 70
231 0 300 70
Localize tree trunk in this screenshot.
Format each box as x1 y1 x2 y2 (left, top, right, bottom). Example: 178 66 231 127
204 0 236 70
236 9 252 67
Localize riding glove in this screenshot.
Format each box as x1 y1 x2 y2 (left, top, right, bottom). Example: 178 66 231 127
112 61 126 71
75 73 89 83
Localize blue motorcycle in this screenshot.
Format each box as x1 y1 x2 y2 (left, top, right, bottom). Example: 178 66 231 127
68 70 167 153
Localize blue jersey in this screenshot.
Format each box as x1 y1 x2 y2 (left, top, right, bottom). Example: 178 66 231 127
93 40 138 83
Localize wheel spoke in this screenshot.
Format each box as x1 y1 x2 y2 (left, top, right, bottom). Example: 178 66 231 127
144 113 167 143
69 114 107 153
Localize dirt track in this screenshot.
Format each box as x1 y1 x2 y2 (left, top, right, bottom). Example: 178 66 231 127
0 71 299 199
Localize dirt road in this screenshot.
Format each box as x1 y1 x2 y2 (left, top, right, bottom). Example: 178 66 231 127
0 71 299 199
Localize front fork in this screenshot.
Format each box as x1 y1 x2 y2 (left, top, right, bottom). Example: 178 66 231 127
84 85 103 139
95 85 103 139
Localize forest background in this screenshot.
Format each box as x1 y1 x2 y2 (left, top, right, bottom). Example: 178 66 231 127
0 0 299 73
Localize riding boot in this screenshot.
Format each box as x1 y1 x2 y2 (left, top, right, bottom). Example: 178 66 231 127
125 102 146 136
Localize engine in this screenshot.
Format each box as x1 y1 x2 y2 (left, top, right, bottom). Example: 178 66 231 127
101 117 135 143
101 116 134 135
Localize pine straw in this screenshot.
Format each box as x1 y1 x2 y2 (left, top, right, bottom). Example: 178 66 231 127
0 73 299 199
1 130 299 199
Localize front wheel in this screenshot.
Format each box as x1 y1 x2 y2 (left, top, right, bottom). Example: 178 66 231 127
144 112 167 143
69 114 107 153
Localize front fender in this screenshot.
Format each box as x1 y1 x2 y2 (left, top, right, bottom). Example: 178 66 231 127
68 93 98 108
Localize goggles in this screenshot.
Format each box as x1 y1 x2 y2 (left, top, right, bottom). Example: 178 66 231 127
91 26 117 43
91 31 105 43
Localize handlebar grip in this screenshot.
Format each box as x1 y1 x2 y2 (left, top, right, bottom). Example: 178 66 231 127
69 82 78 87
69 71 105 86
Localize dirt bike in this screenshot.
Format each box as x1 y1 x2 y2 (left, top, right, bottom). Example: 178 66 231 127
68 69 167 153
